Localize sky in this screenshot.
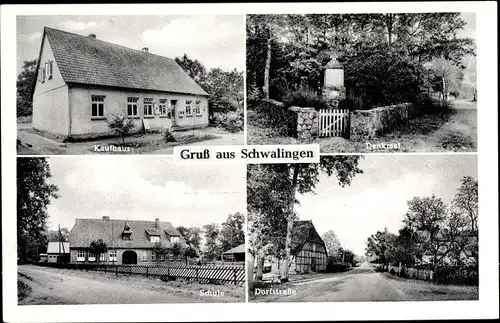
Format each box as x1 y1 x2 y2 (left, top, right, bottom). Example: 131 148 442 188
44 157 246 231
295 155 478 256
16 15 245 74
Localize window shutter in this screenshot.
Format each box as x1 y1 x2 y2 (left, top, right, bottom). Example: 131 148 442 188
38 68 42 83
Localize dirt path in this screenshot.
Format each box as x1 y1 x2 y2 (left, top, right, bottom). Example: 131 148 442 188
321 99 477 153
18 265 244 305
252 262 478 302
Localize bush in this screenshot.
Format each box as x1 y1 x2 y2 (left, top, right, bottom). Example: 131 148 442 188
282 89 330 111
161 126 176 143
108 113 135 144
213 110 244 133
414 93 454 115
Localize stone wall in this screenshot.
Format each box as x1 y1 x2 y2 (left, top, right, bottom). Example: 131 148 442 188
288 106 319 141
350 103 417 140
261 98 287 127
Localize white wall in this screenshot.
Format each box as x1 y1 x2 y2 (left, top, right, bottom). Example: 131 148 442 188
32 35 70 136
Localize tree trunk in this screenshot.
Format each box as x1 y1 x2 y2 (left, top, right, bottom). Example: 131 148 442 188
255 255 264 281
263 28 271 99
282 165 300 282
247 257 255 291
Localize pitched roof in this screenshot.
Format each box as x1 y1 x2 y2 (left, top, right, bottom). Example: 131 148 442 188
290 220 325 255
47 242 70 254
223 243 245 254
69 218 185 249
42 27 209 96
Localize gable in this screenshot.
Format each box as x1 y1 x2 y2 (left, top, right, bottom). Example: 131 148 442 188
32 34 67 98
43 27 209 96
290 220 325 255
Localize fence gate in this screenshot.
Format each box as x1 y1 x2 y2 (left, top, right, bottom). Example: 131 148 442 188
318 108 350 137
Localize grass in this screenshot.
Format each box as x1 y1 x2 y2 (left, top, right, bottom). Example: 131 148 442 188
381 272 478 301
18 278 32 302
17 115 32 124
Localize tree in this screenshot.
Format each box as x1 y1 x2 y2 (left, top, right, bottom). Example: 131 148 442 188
89 239 107 264
219 212 245 252
452 176 478 234
202 223 222 261
17 158 59 262
321 230 342 260
175 54 208 87
176 226 202 251
107 113 135 144
45 227 70 242
248 156 363 281
17 59 37 117
429 57 462 102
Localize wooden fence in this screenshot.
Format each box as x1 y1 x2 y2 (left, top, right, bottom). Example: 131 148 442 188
318 108 350 137
33 262 245 285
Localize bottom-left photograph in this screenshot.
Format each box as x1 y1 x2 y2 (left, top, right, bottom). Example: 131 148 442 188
16 156 246 304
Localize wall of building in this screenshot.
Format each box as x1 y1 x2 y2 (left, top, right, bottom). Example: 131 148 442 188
32 35 70 136
350 102 417 140
70 248 185 265
68 85 209 139
293 241 327 273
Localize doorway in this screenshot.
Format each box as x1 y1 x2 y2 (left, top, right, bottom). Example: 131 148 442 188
170 100 178 126
122 250 137 265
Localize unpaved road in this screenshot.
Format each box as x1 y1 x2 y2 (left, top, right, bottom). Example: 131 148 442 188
252 261 478 302
18 265 244 305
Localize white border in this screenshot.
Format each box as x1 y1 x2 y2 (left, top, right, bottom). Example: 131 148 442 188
2 2 498 322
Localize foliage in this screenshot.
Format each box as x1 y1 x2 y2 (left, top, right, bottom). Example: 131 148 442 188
202 223 222 261
321 230 342 259
107 113 135 144
161 126 176 143
45 227 70 242
282 88 330 110
176 226 202 251
17 59 37 117
89 239 108 262
175 54 243 122
17 158 59 262
220 212 245 252
366 176 478 273
213 110 244 133
171 242 184 257
247 13 475 110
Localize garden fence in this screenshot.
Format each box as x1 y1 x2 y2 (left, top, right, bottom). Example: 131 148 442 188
33 262 245 285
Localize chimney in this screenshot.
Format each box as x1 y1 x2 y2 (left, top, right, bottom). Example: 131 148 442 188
103 216 109 220
88 33 96 39
142 47 149 53
155 218 159 229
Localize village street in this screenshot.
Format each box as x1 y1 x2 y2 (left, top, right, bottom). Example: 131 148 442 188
253 262 478 302
18 265 244 304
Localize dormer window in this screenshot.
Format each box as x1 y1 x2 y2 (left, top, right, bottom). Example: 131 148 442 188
150 235 160 243
122 222 133 240
170 236 179 243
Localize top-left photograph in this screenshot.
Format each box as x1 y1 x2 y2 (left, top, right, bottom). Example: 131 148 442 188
16 15 245 155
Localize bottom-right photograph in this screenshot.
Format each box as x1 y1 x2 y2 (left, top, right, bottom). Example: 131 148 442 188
247 154 478 302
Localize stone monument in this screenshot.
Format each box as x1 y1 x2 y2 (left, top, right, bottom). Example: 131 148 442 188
322 52 346 108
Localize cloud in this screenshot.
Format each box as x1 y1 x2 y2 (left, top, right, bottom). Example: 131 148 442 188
59 20 105 32
27 32 42 42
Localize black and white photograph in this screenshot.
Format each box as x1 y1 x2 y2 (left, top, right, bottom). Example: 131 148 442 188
246 13 477 153
247 155 479 302
17 157 246 304
16 15 244 155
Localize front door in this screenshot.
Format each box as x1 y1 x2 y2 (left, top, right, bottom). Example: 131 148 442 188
122 250 137 265
170 100 178 126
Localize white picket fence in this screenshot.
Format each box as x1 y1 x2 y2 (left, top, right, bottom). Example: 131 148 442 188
318 108 350 137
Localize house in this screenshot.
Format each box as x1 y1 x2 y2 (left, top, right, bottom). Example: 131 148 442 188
69 216 187 265
46 241 70 263
265 220 327 275
32 27 209 140
222 243 245 262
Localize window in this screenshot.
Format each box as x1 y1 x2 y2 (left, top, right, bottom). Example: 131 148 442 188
100 253 106 262
143 98 153 117
38 66 45 83
177 254 182 261
88 252 96 262
109 250 117 262
160 254 165 261
91 95 105 117
127 97 138 116
142 251 148 262
77 250 85 262
152 252 156 261
150 236 160 243
194 100 202 115
185 100 193 116
45 61 53 80
159 99 168 117
169 252 174 261
170 236 179 243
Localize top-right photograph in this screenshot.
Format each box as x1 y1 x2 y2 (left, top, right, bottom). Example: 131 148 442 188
246 13 477 153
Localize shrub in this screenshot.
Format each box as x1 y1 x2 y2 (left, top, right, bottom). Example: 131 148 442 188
108 113 135 144
282 89 330 111
214 110 244 133
161 126 176 143
414 93 454 115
